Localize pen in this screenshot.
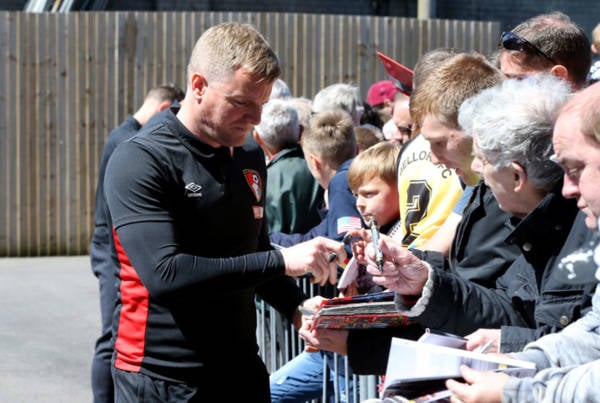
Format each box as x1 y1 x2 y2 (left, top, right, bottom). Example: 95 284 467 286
370 220 384 273
327 252 338 263
327 233 354 263
475 339 495 354
342 232 353 245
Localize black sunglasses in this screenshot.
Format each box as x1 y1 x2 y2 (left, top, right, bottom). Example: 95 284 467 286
500 31 557 65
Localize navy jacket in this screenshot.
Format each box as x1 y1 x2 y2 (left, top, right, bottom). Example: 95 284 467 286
269 158 362 247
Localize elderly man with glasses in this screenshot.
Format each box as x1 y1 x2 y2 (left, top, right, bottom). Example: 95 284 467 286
445 80 600 403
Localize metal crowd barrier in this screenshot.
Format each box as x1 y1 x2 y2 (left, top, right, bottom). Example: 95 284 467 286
256 275 380 402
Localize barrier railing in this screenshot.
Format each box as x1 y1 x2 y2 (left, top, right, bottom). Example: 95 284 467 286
256 276 381 402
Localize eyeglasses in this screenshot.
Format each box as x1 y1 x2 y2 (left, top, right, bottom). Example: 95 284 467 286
396 124 412 136
500 31 557 65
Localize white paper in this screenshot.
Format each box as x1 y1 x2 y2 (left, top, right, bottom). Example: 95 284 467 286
383 337 536 390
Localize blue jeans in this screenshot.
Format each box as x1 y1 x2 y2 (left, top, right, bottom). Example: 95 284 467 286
269 350 356 403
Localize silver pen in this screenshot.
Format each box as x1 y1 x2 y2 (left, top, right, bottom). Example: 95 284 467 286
370 220 384 273
475 339 495 354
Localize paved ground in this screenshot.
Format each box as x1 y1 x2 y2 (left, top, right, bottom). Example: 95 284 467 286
0 256 99 403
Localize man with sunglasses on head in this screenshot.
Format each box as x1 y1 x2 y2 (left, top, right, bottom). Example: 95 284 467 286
497 11 591 90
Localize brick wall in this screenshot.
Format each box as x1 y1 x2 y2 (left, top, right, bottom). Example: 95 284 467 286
119 0 597 39
5 0 596 37
435 0 598 40
2 0 26 10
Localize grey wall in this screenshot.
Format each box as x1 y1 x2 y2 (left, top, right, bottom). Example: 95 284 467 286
0 0 27 10
103 0 598 39
435 0 598 41
3 0 598 38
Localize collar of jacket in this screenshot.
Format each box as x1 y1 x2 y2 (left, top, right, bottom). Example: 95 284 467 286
268 143 304 166
504 182 579 265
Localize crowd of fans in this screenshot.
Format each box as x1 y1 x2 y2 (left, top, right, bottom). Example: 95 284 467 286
90 12 600 403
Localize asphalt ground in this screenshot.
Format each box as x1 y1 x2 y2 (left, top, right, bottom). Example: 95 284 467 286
0 256 99 403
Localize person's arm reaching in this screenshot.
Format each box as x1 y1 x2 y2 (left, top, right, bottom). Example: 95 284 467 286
359 233 530 335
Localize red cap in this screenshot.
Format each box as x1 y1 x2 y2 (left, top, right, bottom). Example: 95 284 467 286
366 80 398 106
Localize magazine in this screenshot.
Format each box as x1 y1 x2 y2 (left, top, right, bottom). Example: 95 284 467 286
309 292 414 330
382 336 536 399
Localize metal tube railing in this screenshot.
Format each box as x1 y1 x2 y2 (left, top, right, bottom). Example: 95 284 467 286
256 275 380 402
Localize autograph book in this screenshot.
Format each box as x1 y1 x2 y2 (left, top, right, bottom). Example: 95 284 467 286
311 291 414 330
382 336 536 399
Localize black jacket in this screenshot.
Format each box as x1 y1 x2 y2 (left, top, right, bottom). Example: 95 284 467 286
105 110 304 396
499 211 596 351
408 188 594 351
410 182 521 287
347 182 521 374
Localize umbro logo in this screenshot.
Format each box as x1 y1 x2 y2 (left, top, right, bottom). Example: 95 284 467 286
185 182 203 198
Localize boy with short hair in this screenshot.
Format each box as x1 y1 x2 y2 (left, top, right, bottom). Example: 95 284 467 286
269 109 362 247
270 140 401 403
342 140 402 295
269 108 361 403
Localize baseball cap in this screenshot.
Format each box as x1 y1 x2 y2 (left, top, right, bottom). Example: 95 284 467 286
554 223 600 285
367 80 398 107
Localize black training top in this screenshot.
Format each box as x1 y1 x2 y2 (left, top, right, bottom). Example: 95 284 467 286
104 109 306 387
93 115 141 228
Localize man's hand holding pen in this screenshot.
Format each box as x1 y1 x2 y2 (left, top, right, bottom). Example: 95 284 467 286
280 236 348 286
344 228 430 295
326 232 353 266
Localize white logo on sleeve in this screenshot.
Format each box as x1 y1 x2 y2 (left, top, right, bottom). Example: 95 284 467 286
185 182 203 198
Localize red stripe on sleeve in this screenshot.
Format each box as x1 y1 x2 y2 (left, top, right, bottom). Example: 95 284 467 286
112 228 149 372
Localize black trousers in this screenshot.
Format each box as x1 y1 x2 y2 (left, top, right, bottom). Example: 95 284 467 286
113 369 203 402
113 357 271 403
91 226 118 403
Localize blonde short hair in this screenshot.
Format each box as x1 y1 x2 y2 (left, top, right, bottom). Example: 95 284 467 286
301 109 356 169
347 141 400 193
410 53 503 130
188 22 280 84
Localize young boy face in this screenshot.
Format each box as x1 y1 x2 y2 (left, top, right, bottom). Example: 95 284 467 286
354 175 399 227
